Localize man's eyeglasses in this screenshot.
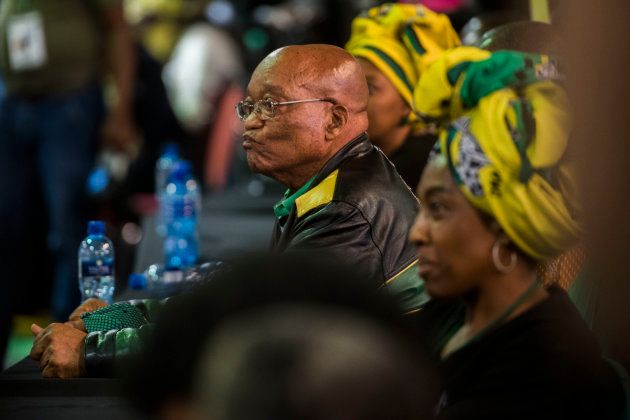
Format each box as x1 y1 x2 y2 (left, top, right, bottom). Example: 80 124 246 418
235 98 335 121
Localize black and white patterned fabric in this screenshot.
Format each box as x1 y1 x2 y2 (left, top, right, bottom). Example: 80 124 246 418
453 117 490 197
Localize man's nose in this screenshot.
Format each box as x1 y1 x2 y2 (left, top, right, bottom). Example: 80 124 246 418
408 212 429 247
243 112 264 130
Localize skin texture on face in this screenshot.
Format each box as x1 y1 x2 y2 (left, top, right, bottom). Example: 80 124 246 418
408 157 499 299
243 45 369 190
357 58 411 156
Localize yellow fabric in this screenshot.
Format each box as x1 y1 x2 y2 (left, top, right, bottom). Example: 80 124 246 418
529 0 551 23
414 47 491 122
295 170 339 218
346 3 460 127
416 47 581 260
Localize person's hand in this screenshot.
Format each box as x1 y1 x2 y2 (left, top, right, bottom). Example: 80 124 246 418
68 298 108 322
64 319 86 332
30 323 87 378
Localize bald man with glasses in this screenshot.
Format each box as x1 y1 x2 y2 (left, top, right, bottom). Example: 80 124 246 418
238 44 421 297
28 45 425 379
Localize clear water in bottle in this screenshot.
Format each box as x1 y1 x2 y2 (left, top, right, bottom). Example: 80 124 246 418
162 161 200 269
78 221 115 303
156 143 181 236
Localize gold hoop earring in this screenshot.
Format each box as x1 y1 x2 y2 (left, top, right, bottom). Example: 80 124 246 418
492 240 517 274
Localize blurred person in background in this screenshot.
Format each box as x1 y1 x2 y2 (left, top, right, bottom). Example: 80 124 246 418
162 22 245 191
122 253 438 419
345 2 460 190
409 47 625 419
125 0 209 64
0 0 136 364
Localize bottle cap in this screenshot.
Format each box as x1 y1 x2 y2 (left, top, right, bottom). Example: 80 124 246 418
128 273 147 290
162 142 180 157
87 220 106 235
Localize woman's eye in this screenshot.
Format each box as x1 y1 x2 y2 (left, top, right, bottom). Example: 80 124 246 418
428 201 445 217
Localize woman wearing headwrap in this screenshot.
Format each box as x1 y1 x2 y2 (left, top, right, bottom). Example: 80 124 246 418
345 3 459 190
409 48 626 419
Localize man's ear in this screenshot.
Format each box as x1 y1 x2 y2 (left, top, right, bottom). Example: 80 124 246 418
325 105 348 140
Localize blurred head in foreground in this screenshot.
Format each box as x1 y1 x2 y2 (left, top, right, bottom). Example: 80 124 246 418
190 305 436 420
124 252 436 419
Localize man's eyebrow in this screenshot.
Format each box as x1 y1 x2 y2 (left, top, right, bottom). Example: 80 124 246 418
260 83 286 97
246 80 287 97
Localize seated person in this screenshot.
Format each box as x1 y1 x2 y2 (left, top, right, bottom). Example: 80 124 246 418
29 44 423 378
408 47 626 419
121 253 437 418
345 3 460 190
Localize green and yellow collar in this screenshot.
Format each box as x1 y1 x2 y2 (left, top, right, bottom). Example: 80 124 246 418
273 170 339 219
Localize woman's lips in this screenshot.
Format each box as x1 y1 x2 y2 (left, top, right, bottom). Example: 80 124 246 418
417 253 438 278
418 262 437 278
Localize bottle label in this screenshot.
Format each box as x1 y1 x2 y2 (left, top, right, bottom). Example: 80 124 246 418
81 260 114 277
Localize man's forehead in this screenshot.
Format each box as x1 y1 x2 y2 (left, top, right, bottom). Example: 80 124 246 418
246 79 287 97
248 61 310 97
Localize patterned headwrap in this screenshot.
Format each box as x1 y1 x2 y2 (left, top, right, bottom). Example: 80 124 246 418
414 47 580 261
345 3 460 127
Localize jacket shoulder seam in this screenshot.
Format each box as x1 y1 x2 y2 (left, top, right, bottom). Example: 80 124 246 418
335 200 386 281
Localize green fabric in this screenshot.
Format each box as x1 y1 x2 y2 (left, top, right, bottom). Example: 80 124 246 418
127 298 167 323
273 176 316 219
113 323 156 363
83 299 166 376
363 45 415 93
446 61 470 85
0 0 121 96
82 302 147 333
384 266 430 313
84 322 155 376
458 50 560 109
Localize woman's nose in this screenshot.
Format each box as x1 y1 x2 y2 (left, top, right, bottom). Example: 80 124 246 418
408 212 429 247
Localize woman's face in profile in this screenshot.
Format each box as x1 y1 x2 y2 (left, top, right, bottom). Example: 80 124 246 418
408 156 498 298
357 58 410 150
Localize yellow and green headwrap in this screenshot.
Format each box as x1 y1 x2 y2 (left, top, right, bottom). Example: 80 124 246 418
415 47 580 261
345 3 460 126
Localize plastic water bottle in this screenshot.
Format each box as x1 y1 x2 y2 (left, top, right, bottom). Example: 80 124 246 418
163 161 200 269
156 143 181 236
78 221 115 303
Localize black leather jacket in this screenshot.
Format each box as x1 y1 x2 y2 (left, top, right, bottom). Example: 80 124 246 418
83 133 427 376
271 132 420 288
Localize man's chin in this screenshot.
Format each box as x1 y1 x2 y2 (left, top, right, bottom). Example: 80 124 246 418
246 157 271 177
